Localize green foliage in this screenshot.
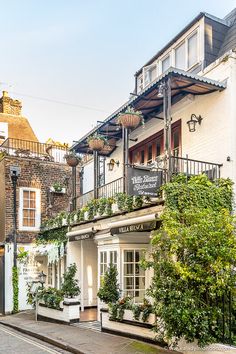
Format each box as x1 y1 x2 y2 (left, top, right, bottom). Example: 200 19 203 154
87 133 108 144
145 174 236 347
37 287 64 310
37 227 67 245
17 250 28 263
109 296 132 321
97 264 119 304
61 263 80 298
40 194 148 238
52 182 64 192
132 298 153 322
12 266 19 313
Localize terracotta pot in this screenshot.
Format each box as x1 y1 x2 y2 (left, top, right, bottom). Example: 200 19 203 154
119 114 141 129
65 156 80 167
88 139 105 151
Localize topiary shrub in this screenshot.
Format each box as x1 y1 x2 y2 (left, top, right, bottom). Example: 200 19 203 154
61 263 80 298
97 264 119 304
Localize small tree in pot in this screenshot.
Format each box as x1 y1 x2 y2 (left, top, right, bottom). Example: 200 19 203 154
97 264 119 306
61 263 80 299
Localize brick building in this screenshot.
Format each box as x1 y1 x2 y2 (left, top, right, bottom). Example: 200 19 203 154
0 92 77 314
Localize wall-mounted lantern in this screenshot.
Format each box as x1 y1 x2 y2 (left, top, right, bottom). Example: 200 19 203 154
38 271 47 287
187 114 203 132
107 158 120 171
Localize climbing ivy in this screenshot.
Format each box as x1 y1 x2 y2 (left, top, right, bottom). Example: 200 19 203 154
37 226 67 245
12 266 19 313
143 174 236 347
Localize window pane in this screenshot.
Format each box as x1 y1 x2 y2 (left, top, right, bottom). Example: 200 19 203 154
104 252 107 263
175 42 185 70
162 55 170 72
124 251 133 263
140 150 145 164
147 145 152 163
124 277 134 289
156 140 161 158
124 264 134 275
188 32 198 68
135 251 140 262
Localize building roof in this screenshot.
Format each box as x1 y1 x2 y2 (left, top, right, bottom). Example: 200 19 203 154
0 113 38 142
219 10 236 56
135 11 230 76
72 68 226 156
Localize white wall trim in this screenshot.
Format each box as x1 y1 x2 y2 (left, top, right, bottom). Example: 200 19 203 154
18 187 41 231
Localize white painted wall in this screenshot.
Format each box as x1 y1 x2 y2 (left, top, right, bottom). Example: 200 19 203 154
67 239 97 309
4 243 13 314
83 160 94 193
83 56 236 193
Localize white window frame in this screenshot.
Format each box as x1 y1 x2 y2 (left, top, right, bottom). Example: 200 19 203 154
122 248 146 303
142 63 157 88
98 248 119 288
19 187 41 231
160 53 171 74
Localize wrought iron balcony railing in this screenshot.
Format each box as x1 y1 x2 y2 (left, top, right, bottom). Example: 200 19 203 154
0 138 68 164
77 155 222 208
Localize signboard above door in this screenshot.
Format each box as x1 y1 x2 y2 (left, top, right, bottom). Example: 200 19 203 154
127 166 163 197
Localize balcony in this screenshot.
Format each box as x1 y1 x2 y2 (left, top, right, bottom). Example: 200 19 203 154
77 155 222 208
0 138 68 164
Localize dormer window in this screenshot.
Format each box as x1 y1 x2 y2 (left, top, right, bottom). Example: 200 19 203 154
162 54 171 73
144 65 157 87
175 42 186 70
188 32 198 68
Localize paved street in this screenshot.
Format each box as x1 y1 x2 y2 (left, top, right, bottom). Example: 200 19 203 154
0 324 70 354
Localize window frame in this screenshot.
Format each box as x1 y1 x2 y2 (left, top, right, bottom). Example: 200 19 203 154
122 249 146 302
19 187 41 231
129 120 181 166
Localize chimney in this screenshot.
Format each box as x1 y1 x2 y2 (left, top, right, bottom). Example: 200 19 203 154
0 91 22 116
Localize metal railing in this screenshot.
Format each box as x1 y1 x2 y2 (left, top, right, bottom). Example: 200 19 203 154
77 156 222 208
0 138 68 164
98 177 124 198
170 155 222 179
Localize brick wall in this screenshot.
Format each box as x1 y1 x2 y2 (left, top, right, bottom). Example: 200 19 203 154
0 156 80 243
0 91 22 116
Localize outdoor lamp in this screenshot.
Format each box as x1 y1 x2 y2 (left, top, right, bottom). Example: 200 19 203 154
38 271 46 287
107 158 120 171
187 114 203 132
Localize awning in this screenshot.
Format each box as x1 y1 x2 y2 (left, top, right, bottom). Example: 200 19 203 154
107 213 158 229
72 68 226 156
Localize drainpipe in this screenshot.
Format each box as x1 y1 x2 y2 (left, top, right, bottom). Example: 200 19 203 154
123 127 129 193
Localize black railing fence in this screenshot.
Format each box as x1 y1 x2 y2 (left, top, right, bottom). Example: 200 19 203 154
98 177 123 198
219 291 236 345
170 155 222 179
0 138 68 163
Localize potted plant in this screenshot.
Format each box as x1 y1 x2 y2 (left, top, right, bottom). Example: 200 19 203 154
117 106 144 129
65 151 81 167
50 182 66 193
87 133 107 151
61 263 80 301
97 264 119 308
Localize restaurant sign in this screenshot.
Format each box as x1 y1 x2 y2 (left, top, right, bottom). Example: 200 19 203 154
111 221 156 235
69 232 94 242
127 166 163 197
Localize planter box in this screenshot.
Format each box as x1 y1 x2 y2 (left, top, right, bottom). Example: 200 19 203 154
49 187 66 194
122 309 155 325
101 309 156 342
37 298 80 324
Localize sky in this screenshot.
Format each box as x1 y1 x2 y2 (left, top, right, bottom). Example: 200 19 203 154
0 0 235 145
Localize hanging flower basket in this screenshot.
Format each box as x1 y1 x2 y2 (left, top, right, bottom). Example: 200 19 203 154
117 107 144 129
64 152 81 167
87 134 107 151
